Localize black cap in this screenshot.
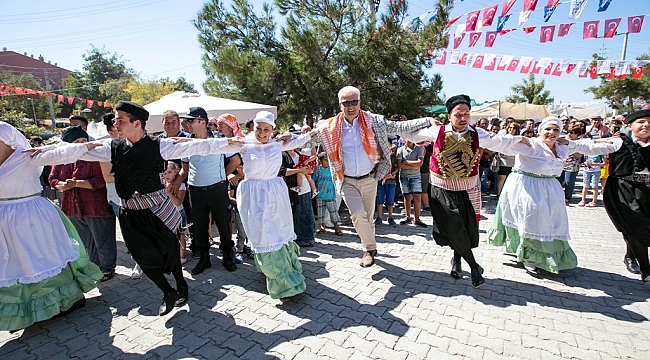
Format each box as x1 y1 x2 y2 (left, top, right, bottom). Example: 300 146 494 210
115 101 149 121
625 110 650 124
445 94 471 114
180 107 208 120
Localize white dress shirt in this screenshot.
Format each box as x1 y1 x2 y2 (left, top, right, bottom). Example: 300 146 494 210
341 117 375 177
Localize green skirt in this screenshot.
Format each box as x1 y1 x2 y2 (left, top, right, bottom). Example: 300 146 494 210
0 205 102 331
487 206 578 274
254 241 306 299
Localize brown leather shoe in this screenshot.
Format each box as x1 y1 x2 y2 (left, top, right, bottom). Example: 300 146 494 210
360 250 377 267
333 223 343 236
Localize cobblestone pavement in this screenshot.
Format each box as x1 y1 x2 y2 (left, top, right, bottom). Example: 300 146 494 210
2 186 649 359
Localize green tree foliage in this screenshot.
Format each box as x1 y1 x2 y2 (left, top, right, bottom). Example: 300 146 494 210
194 0 446 128
585 54 650 112
505 73 554 105
0 68 61 122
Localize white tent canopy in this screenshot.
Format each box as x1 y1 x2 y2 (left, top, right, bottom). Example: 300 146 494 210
143 91 277 134
470 101 552 122
550 106 607 120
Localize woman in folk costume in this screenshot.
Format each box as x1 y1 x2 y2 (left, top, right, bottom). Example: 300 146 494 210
407 95 529 287
0 121 103 332
602 110 650 283
219 111 318 300
487 116 620 277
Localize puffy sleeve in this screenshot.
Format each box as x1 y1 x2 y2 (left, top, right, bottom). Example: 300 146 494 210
401 125 441 143
478 129 524 153
568 138 622 156
28 142 92 166
159 138 236 159
280 133 313 151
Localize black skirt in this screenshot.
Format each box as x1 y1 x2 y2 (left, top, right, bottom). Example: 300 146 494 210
118 208 180 274
429 186 479 248
603 177 650 247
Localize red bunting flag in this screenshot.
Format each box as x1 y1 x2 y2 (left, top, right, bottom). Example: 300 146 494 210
57 94 64 102
435 50 447 65
105 101 111 108
590 66 598 79
14 87 24 95
604 18 621 38
628 15 644 33
485 31 498 47
507 58 520 71
458 53 469 66
583 21 600 39
547 0 560 7
543 62 554 75
523 27 536 34
87 100 94 108
466 10 481 32
551 63 563 76
497 60 508 71
566 63 576 74
484 56 498 70
453 33 466 49
502 0 517 16
633 66 644 78
483 4 499 27
67 96 74 105
558 23 573 36
532 62 542 74
37 90 44 97
540 25 555 43
447 15 462 27
520 61 533 73
499 28 516 36
472 55 485 68
524 0 538 12
468 32 482 47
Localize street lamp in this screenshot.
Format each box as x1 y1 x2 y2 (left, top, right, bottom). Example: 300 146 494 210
26 98 37 123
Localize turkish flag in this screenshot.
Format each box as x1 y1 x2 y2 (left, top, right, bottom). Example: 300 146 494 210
606 68 615 79
628 15 644 33
497 61 508 71
483 5 498 27
105 101 111 108
57 94 64 102
540 25 555 43
543 62 554 75
97 101 103 107
523 27 536 34
67 96 74 105
551 63 563 76
466 10 480 32
453 33 465 49
507 59 520 72
87 100 94 108
524 0 538 12
468 32 481 47
485 31 498 47
566 63 576 74
458 53 469 66
484 56 497 70
590 66 598 79
472 55 485 68
435 50 447 65
604 18 621 38
502 0 517 16
532 62 542 74
583 21 600 39
520 61 533 73
547 0 560 7
558 23 572 36
633 66 643 78
499 28 516 36
447 15 462 27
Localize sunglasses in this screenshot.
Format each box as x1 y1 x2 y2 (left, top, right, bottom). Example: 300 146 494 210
183 118 197 123
341 99 359 107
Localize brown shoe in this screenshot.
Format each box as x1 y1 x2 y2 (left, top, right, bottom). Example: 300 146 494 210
333 223 343 236
360 250 377 267
317 224 326 233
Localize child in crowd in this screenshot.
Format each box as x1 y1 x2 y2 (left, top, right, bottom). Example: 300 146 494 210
161 161 189 264
291 148 318 197
312 153 343 235
375 143 399 227
579 153 607 207
228 167 253 262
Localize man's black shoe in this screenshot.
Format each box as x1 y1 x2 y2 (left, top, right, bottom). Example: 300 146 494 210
471 266 485 288
175 286 189 307
624 257 641 274
191 252 212 275
450 258 462 279
222 248 237 272
159 292 179 316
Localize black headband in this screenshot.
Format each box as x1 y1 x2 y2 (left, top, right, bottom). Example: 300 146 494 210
625 110 650 124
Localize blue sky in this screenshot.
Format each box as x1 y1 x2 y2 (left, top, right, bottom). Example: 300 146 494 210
1 0 648 106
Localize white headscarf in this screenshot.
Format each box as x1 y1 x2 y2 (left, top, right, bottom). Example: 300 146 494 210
0 121 30 149
253 111 276 129
538 116 562 131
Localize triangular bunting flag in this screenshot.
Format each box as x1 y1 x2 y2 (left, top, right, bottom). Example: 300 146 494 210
466 10 481 32
468 32 482 47
569 0 589 20
598 0 613 12
485 31 498 47
496 14 511 32
483 5 498 27
604 18 621 38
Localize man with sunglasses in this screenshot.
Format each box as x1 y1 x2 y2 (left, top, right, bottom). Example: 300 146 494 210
315 86 432 267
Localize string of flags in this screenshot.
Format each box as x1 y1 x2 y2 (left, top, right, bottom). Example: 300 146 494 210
425 49 650 80
0 84 113 108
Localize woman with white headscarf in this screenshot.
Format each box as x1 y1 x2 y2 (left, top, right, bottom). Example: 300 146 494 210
487 117 621 277
0 121 103 332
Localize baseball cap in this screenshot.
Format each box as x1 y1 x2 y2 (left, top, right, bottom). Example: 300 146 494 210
180 107 208 120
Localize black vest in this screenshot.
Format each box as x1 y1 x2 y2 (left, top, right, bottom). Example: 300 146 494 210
609 133 650 177
111 136 165 199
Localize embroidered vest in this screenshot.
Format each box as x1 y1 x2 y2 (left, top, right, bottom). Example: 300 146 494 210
111 136 165 199
609 133 650 177
429 126 480 191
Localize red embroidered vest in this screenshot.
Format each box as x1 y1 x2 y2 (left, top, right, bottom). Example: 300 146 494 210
429 126 480 181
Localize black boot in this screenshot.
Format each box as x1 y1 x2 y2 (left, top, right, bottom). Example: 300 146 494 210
175 286 189 307
222 248 237 272
450 257 462 279
191 252 212 275
471 266 485 288
624 257 641 274
642 268 650 283
159 292 179 316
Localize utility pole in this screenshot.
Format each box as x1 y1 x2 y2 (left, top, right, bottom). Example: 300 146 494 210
43 69 56 127
621 32 628 60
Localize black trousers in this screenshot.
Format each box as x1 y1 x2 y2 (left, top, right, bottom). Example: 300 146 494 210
189 182 233 252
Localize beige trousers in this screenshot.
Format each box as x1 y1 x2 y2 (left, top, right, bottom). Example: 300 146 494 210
341 176 377 251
